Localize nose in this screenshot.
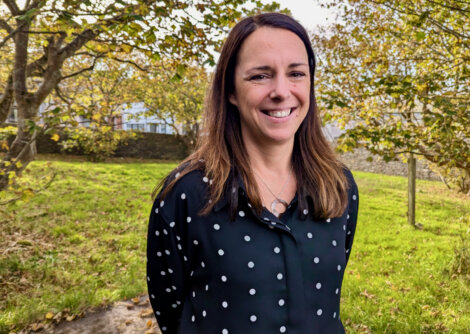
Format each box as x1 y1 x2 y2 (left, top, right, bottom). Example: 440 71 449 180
269 74 291 100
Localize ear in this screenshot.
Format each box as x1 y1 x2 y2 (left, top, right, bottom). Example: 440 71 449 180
228 93 238 107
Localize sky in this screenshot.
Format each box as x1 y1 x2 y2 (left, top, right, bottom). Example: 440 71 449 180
261 0 338 32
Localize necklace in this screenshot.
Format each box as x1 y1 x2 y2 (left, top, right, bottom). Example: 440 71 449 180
253 167 292 218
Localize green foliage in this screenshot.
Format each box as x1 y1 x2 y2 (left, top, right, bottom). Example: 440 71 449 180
313 0 470 193
1 161 469 333
60 127 135 162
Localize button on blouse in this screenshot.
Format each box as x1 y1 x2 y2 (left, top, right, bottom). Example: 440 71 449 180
146 168 359 334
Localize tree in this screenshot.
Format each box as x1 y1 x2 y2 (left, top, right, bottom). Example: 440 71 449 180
46 55 138 161
131 60 209 147
0 0 282 191
312 0 470 196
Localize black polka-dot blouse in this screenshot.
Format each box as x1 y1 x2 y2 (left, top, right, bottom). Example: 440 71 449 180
146 168 359 334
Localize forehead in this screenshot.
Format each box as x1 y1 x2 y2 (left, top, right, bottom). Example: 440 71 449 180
236 27 308 69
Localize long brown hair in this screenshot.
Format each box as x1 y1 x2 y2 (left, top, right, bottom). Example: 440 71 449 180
155 13 350 219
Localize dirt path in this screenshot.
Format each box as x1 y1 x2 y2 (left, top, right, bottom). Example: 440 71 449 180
20 295 162 334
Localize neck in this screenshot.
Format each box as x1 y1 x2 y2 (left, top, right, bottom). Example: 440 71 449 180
244 139 294 176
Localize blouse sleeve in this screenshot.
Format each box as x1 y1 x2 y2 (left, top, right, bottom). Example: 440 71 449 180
345 173 359 265
146 198 187 333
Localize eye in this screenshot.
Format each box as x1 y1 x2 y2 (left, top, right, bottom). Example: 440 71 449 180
290 71 306 78
250 74 269 81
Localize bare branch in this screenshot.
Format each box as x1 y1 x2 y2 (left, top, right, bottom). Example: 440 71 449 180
3 0 20 15
108 56 149 72
0 19 13 34
60 55 102 81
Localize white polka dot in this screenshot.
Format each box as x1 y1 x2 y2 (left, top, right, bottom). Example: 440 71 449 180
147 276 150 281
239 210 245 217
314 257 320 263
165 250 170 255
175 172 180 178
201 261 205 268
218 249 225 256
155 208 159 214
248 261 255 268
337 265 342 271
156 311 161 315
343 225 346 231
332 240 337 246
202 310 207 317
250 315 257 322
278 299 285 306
165 288 171 293
151 294 155 299
168 268 173 274
222 330 228 334
162 326 167 331
203 176 209 183
277 273 283 280
163 229 168 235
213 224 220 230
170 222 175 228
160 271 166 276
160 201 164 207
326 218 331 223
317 309 323 316
221 275 227 282
244 235 251 242
181 193 186 199
191 315 195 322
222 301 228 308
280 326 286 333
307 232 313 239
347 230 352 235
316 282 322 289
333 312 337 318
171 304 177 308
192 291 196 298
155 230 160 236
274 247 280 254
184 256 188 261
346 249 350 253
157 251 162 257
193 240 199 245
335 288 339 294
186 216 192 223
249 288 256 295
205 284 209 291
263 217 270 221
303 209 308 215
353 194 357 200
347 214 350 220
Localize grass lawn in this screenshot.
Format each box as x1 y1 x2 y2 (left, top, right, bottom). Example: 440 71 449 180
0 156 469 333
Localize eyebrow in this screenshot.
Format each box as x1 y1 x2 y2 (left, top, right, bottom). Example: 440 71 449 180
247 63 309 72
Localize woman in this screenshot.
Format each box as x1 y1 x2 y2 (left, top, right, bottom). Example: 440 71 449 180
147 13 359 334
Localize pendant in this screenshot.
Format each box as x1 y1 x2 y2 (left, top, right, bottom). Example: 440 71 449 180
271 198 289 218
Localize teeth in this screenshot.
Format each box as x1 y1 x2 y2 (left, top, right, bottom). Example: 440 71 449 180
267 109 291 118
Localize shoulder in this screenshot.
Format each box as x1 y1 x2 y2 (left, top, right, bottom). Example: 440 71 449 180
342 166 357 192
154 168 210 221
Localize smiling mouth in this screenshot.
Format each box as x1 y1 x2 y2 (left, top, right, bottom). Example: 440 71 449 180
261 108 295 118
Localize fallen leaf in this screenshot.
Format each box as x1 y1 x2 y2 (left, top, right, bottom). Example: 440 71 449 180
131 297 140 304
66 315 76 321
45 312 54 320
146 319 153 327
125 319 133 325
139 308 154 318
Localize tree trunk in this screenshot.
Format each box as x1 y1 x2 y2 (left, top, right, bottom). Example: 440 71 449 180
408 153 416 227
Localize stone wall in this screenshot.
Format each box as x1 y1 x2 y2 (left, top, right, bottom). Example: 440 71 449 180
338 147 440 181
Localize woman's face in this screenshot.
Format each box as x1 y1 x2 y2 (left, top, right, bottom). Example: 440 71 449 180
229 27 311 148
